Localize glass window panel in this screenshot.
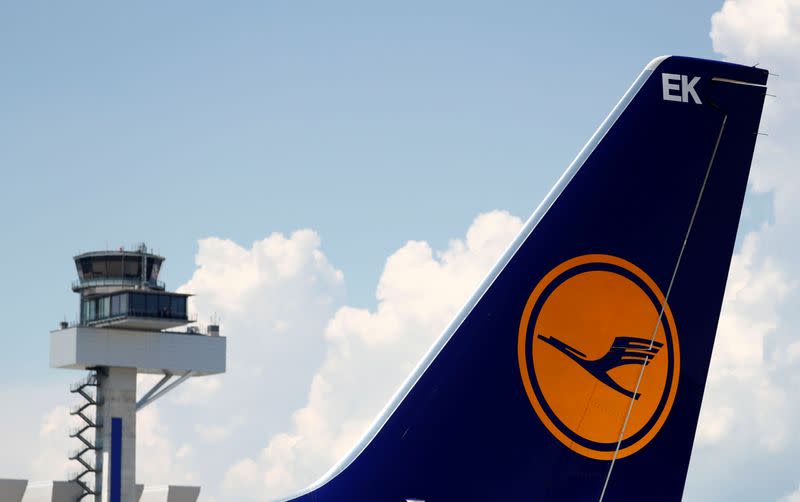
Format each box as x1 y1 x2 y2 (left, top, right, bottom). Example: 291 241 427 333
124 260 141 280
80 259 99 279
80 259 93 278
130 293 145 315
99 297 110 318
111 295 120 316
150 261 161 281
171 296 186 317
120 293 128 315
106 257 122 277
84 300 96 321
158 295 170 316
91 259 108 277
146 294 158 316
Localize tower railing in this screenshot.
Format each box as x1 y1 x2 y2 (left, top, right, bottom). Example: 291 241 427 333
71 277 165 291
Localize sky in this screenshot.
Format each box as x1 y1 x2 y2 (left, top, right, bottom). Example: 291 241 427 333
0 1 797 501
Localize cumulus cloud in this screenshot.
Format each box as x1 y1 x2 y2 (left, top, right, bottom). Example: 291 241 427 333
780 484 800 502
180 231 344 384
707 233 790 381
28 405 76 481
684 1 800 499
696 232 791 449
711 0 800 76
711 0 800 210
194 415 246 443
152 230 347 496
136 405 199 484
0 382 85 482
705 0 800 425
219 210 523 499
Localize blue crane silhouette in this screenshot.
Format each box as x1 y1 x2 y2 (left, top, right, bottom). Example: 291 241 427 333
537 334 663 400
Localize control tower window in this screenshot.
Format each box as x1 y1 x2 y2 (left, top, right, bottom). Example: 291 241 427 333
130 293 146 315
83 300 96 322
83 292 188 324
107 258 123 277
88 259 107 279
124 260 141 280
171 296 186 317
146 294 158 316
111 295 121 316
99 297 110 319
146 259 161 282
158 294 170 315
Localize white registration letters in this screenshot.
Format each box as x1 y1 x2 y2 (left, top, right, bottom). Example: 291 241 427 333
662 73 702 104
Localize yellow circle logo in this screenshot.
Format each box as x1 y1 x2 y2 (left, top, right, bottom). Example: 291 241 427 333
517 254 680 460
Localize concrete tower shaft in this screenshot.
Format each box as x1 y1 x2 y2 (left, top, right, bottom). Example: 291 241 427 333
96 368 137 502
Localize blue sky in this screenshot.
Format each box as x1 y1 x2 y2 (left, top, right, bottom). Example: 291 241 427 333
1 2 793 500
1 0 740 381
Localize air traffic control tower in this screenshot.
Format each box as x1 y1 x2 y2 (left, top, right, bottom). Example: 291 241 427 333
50 244 226 502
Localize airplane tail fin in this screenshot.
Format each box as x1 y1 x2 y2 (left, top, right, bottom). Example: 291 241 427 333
289 56 768 501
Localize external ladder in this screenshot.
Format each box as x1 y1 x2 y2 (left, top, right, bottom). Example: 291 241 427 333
68 370 101 501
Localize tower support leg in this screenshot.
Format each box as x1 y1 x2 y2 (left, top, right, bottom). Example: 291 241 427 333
96 367 137 502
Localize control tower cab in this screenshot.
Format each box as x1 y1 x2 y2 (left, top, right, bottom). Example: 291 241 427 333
73 247 189 331
50 244 226 502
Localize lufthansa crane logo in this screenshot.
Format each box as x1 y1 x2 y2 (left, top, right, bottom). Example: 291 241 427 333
517 254 680 460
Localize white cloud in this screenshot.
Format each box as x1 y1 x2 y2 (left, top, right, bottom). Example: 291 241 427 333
695 404 734 445
194 415 245 443
172 376 222 406
158 230 347 498
29 405 76 481
711 0 800 73
0 382 89 482
214 210 523 499
686 1 800 499
136 405 199 484
180 231 344 386
696 231 791 450
780 484 800 502
706 233 790 380
711 0 800 220
176 445 193 460
221 458 261 500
